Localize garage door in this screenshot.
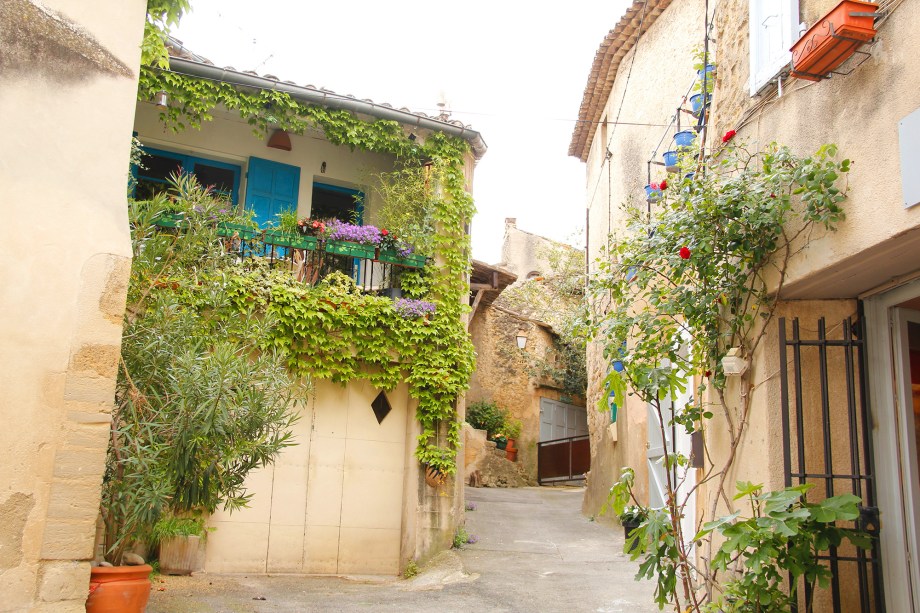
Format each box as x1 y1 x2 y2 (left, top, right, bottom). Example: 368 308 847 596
205 379 408 575
539 397 588 441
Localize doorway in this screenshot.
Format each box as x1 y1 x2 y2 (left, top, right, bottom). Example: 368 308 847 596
865 284 920 611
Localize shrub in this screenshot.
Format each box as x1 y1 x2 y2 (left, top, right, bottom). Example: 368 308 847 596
466 400 507 437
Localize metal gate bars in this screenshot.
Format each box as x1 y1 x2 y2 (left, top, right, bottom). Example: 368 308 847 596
778 317 884 612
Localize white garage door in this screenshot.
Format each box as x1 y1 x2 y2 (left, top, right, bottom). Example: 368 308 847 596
539 397 588 442
205 379 408 575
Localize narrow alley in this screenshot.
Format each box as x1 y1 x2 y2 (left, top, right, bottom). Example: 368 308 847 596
147 486 659 612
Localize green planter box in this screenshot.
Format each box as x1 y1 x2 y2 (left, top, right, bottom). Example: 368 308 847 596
153 212 187 229
376 249 426 268
325 240 376 259
264 230 317 250
217 222 261 241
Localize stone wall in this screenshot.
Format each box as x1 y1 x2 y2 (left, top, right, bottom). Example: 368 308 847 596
0 1 145 610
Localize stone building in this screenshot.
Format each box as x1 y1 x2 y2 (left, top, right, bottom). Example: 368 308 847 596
0 1 146 610
571 0 920 610
466 220 588 482
131 42 486 577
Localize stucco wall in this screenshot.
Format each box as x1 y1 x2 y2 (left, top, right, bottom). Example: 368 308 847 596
582 0 706 515
133 103 399 223
712 0 920 299
0 1 145 610
500 219 557 280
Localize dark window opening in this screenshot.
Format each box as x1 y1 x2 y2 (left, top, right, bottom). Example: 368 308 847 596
371 391 392 425
310 182 363 223
133 147 240 204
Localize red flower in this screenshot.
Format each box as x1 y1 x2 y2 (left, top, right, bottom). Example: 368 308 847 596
705 370 712 378
679 246 691 260
722 129 736 143
659 179 668 191
770 193 776 199
381 229 389 236
312 221 320 228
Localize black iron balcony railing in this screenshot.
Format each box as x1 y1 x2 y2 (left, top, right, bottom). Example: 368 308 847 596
216 223 426 294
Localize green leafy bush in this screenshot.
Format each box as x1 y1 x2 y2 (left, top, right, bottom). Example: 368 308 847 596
466 401 507 437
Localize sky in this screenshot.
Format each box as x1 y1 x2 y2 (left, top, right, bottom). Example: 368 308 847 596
173 1 631 264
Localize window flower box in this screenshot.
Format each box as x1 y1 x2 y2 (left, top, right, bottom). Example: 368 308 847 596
217 222 260 241
263 229 317 250
376 249 426 268
153 212 187 229
790 1 878 81
325 240 376 259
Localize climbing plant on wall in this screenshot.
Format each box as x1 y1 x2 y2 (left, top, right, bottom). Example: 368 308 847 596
590 141 866 610
135 4 476 474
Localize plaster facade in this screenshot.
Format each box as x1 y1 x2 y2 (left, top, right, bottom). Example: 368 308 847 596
132 61 479 576
0 1 146 610
574 0 920 609
579 0 707 517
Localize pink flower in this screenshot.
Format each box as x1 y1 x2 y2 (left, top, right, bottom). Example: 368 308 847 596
679 246 691 260
722 129 736 143
650 182 660 190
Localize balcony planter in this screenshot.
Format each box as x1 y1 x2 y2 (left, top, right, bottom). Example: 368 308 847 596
216 222 260 241
663 151 680 173
153 212 186 229
377 249 426 268
324 240 376 259
790 0 878 81
264 229 317 250
674 130 696 149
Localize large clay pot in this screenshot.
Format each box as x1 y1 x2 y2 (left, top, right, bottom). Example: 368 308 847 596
159 535 201 575
85 564 152 613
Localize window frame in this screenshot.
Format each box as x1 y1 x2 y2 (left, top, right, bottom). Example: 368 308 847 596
749 0 800 96
133 146 242 204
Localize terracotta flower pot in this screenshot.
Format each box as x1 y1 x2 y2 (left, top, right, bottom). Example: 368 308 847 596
790 0 878 81
424 465 446 488
505 447 518 462
85 564 152 613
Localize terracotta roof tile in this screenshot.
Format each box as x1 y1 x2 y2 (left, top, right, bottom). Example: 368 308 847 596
568 0 673 162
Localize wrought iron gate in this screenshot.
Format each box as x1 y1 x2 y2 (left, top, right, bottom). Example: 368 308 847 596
779 316 884 612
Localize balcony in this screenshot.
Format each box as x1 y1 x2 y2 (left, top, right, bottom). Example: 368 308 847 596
155 216 427 295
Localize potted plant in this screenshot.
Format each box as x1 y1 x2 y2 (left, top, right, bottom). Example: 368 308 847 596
324 219 380 259
619 505 647 553
504 418 523 462
151 514 208 576
92 176 304 612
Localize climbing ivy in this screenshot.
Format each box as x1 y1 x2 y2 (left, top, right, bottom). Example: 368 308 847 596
137 9 476 474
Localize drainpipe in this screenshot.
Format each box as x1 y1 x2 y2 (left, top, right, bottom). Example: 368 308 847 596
166 57 488 160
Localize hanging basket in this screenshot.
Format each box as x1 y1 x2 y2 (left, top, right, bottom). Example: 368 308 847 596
424 465 447 488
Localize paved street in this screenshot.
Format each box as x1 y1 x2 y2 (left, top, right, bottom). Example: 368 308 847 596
148 486 659 612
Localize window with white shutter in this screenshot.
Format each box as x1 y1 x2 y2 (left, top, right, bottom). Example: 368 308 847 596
749 0 800 95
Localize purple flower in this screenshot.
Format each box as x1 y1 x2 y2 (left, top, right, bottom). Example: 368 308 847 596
393 298 436 318
466 534 479 544
326 220 382 245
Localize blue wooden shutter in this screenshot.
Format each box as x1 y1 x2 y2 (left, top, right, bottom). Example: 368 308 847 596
245 157 301 227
